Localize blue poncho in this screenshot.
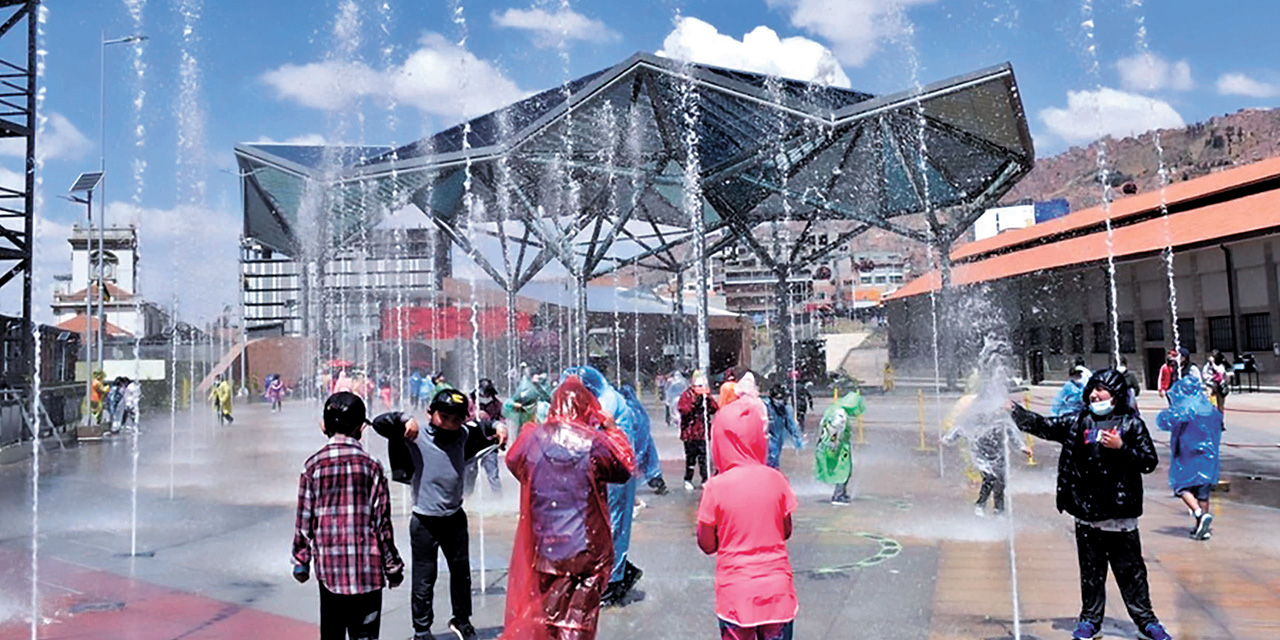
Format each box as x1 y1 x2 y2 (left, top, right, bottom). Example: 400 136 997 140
564 366 641 584
1156 376 1222 494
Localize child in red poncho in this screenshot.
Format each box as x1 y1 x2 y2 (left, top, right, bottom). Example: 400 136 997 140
502 375 635 639
697 396 799 640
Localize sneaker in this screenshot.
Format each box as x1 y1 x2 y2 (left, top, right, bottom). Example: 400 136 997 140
1193 513 1213 540
448 617 478 640
1138 622 1173 640
1071 619 1101 639
974 505 986 517
684 481 695 492
831 494 851 505
1200 530 1212 541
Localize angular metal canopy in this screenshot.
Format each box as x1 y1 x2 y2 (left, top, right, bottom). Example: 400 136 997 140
236 51 1033 315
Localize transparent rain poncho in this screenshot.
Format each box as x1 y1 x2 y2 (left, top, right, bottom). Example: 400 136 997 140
664 372 689 428
814 390 865 484
503 376 635 639
1156 375 1222 494
563 366 643 585
619 384 662 482
504 373 552 437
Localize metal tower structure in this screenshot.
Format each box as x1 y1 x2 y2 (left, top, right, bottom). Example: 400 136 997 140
0 1 39 380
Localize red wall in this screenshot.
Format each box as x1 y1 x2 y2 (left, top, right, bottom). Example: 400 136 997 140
381 306 532 341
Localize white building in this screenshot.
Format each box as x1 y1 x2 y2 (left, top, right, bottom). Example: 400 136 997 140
51 225 164 340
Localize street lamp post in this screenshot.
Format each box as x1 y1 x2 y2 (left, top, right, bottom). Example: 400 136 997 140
98 33 147 380
67 171 103 427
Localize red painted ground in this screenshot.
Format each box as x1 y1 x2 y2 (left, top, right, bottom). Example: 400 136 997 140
0 553 314 640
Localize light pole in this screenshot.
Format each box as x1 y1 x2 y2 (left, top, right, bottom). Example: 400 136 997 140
67 171 103 426
98 33 147 377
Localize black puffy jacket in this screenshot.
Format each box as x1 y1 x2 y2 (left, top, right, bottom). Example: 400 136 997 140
1010 368 1158 521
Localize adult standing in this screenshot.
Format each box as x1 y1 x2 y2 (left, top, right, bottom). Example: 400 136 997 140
370 389 508 640
502 375 634 639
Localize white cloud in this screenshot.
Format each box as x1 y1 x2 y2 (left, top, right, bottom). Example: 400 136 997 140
0 112 91 162
1116 53 1193 92
103 200 240 321
767 0 937 67
491 7 619 47
1039 87 1185 146
251 134 328 146
658 17 851 88
1216 72 1280 98
261 33 525 119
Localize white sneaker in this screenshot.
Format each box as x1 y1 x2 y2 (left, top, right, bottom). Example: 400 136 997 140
684 481 695 492
974 505 986 517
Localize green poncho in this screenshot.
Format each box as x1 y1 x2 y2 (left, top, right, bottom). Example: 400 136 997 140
502 374 551 435
814 391 865 484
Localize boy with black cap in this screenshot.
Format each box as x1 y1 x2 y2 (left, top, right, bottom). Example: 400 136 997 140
371 388 508 640
292 391 404 640
1009 369 1173 640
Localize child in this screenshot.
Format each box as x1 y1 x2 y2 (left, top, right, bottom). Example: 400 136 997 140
1157 376 1222 541
764 384 804 470
941 378 1029 517
697 396 798 640
814 391 864 504
292 392 404 640
1010 369 1173 640
502 375 635 639
678 372 719 491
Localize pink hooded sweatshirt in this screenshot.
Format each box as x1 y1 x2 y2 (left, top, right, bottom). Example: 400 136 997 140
696 396 799 627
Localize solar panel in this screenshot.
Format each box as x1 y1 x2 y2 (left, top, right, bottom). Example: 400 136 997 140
69 171 103 193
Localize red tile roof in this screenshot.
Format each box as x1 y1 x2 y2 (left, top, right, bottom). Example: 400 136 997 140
56 282 133 303
888 158 1280 301
951 156 1280 262
55 315 133 338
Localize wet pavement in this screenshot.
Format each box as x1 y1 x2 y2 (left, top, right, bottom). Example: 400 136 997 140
0 388 1277 639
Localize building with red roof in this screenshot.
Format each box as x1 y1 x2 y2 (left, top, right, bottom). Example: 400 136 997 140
885 157 1280 387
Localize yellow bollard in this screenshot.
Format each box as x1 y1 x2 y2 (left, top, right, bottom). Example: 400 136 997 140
916 389 933 451
856 412 866 445
1023 390 1038 466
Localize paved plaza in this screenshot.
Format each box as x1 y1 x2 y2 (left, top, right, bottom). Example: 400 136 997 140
0 386 1277 639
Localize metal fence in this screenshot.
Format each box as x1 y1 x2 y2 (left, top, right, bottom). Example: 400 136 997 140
0 383 84 449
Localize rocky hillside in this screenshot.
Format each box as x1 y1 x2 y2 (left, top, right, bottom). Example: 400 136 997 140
1002 108 1280 210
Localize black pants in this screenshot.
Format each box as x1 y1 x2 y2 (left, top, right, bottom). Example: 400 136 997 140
976 471 1005 511
410 510 472 636
1075 523 1158 629
683 440 707 482
319 582 382 640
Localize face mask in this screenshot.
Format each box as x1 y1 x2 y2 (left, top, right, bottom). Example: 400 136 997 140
1090 399 1114 416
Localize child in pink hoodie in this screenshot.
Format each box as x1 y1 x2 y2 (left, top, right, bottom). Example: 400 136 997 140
696 396 799 639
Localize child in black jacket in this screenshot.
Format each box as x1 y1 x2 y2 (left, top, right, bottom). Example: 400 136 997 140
1010 368 1173 640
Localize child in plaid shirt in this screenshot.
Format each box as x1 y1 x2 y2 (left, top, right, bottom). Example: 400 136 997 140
293 392 404 640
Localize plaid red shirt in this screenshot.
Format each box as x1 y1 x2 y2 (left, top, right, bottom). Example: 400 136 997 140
292 435 403 594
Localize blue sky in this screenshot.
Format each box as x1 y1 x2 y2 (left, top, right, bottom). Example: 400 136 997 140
10 0 1280 324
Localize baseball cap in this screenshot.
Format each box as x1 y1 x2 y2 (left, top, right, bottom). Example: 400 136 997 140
430 388 470 417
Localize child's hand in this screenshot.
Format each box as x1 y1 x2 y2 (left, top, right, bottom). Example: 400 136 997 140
1100 428 1122 449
